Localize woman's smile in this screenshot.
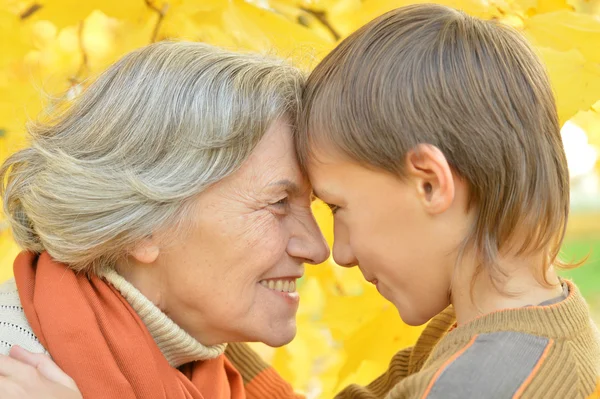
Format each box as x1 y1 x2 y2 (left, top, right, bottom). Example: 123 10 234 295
258 277 301 306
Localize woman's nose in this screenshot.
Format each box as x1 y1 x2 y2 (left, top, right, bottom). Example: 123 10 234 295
287 211 330 265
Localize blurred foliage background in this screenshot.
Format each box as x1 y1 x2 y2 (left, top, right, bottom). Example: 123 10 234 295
0 0 599 397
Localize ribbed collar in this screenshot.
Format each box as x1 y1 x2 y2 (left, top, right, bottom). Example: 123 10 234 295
436 280 589 354
101 269 226 368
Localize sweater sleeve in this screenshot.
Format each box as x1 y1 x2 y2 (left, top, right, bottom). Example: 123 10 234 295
0 278 49 356
225 342 304 399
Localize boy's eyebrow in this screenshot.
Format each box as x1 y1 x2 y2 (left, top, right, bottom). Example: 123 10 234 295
311 188 330 200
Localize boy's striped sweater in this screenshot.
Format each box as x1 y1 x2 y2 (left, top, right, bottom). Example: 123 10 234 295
227 280 600 398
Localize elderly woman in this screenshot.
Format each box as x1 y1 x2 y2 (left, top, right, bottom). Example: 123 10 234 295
0 41 329 398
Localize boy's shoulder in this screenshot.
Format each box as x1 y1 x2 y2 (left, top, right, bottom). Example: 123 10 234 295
394 327 599 398
389 282 600 398
420 331 561 398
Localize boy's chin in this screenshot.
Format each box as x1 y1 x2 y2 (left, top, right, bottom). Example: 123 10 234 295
396 305 436 327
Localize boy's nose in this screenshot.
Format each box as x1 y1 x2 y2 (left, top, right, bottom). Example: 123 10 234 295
332 241 358 268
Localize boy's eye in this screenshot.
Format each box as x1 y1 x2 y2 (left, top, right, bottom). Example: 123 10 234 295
326 203 340 214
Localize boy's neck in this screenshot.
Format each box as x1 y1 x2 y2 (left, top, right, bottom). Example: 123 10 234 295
450 252 564 326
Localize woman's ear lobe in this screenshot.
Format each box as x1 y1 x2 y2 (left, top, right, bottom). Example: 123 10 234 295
406 144 455 214
130 239 160 264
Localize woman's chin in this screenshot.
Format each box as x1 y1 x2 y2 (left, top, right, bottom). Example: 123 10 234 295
259 323 297 347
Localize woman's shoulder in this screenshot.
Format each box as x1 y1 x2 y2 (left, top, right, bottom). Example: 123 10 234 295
0 278 48 356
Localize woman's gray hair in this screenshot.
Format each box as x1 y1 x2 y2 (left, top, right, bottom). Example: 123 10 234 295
0 41 305 274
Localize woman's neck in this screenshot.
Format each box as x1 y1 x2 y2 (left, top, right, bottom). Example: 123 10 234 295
101 267 227 367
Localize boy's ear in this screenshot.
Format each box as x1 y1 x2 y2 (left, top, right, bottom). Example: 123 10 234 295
405 144 455 214
130 237 160 264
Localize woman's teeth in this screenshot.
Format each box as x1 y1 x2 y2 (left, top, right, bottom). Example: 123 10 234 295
259 279 296 293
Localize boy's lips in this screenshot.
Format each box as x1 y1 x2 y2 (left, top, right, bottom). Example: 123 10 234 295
358 265 377 285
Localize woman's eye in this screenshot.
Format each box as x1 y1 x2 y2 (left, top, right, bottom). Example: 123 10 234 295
272 197 289 207
327 203 340 214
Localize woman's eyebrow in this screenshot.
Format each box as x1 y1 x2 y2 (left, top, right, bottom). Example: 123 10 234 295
269 179 301 195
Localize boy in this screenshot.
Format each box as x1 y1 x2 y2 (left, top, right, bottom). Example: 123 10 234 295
297 3 600 398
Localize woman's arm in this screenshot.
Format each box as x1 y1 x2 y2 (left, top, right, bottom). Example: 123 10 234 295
225 342 305 398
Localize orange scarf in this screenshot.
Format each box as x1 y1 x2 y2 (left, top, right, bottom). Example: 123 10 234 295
14 251 245 399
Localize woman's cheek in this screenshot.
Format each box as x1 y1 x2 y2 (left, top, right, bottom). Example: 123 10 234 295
250 213 287 251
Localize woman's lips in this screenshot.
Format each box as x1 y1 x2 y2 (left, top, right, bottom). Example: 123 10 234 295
258 279 300 305
258 278 297 293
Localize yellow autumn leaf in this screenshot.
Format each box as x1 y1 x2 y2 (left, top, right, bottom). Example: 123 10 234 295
523 10 600 63
567 0 600 15
272 313 340 394
0 9 28 67
510 0 573 16
0 126 26 162
150 0 228 42
321 286 388 339
269 0 339 42
0 0 23 14
568 102 600 173
312 200 334 244
536 47 600 125
80 11 123 71
0 82 39 154
0 229 20 282
572 104 600 146
331 0 503 38
26 0 149 28
220 0 333 65
335 303 424 390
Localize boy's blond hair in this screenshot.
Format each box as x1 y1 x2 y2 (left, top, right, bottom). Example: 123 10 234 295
298 4 570 284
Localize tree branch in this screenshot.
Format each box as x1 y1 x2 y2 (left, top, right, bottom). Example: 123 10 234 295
20 3 43 20
69 21 89 85
145 0 169 43
299 7 340 41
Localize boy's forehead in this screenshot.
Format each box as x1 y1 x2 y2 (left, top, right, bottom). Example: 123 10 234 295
304 139 348 166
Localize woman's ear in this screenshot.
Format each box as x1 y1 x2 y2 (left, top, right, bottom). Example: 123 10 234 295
405 144 455 214
130 238 160 264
